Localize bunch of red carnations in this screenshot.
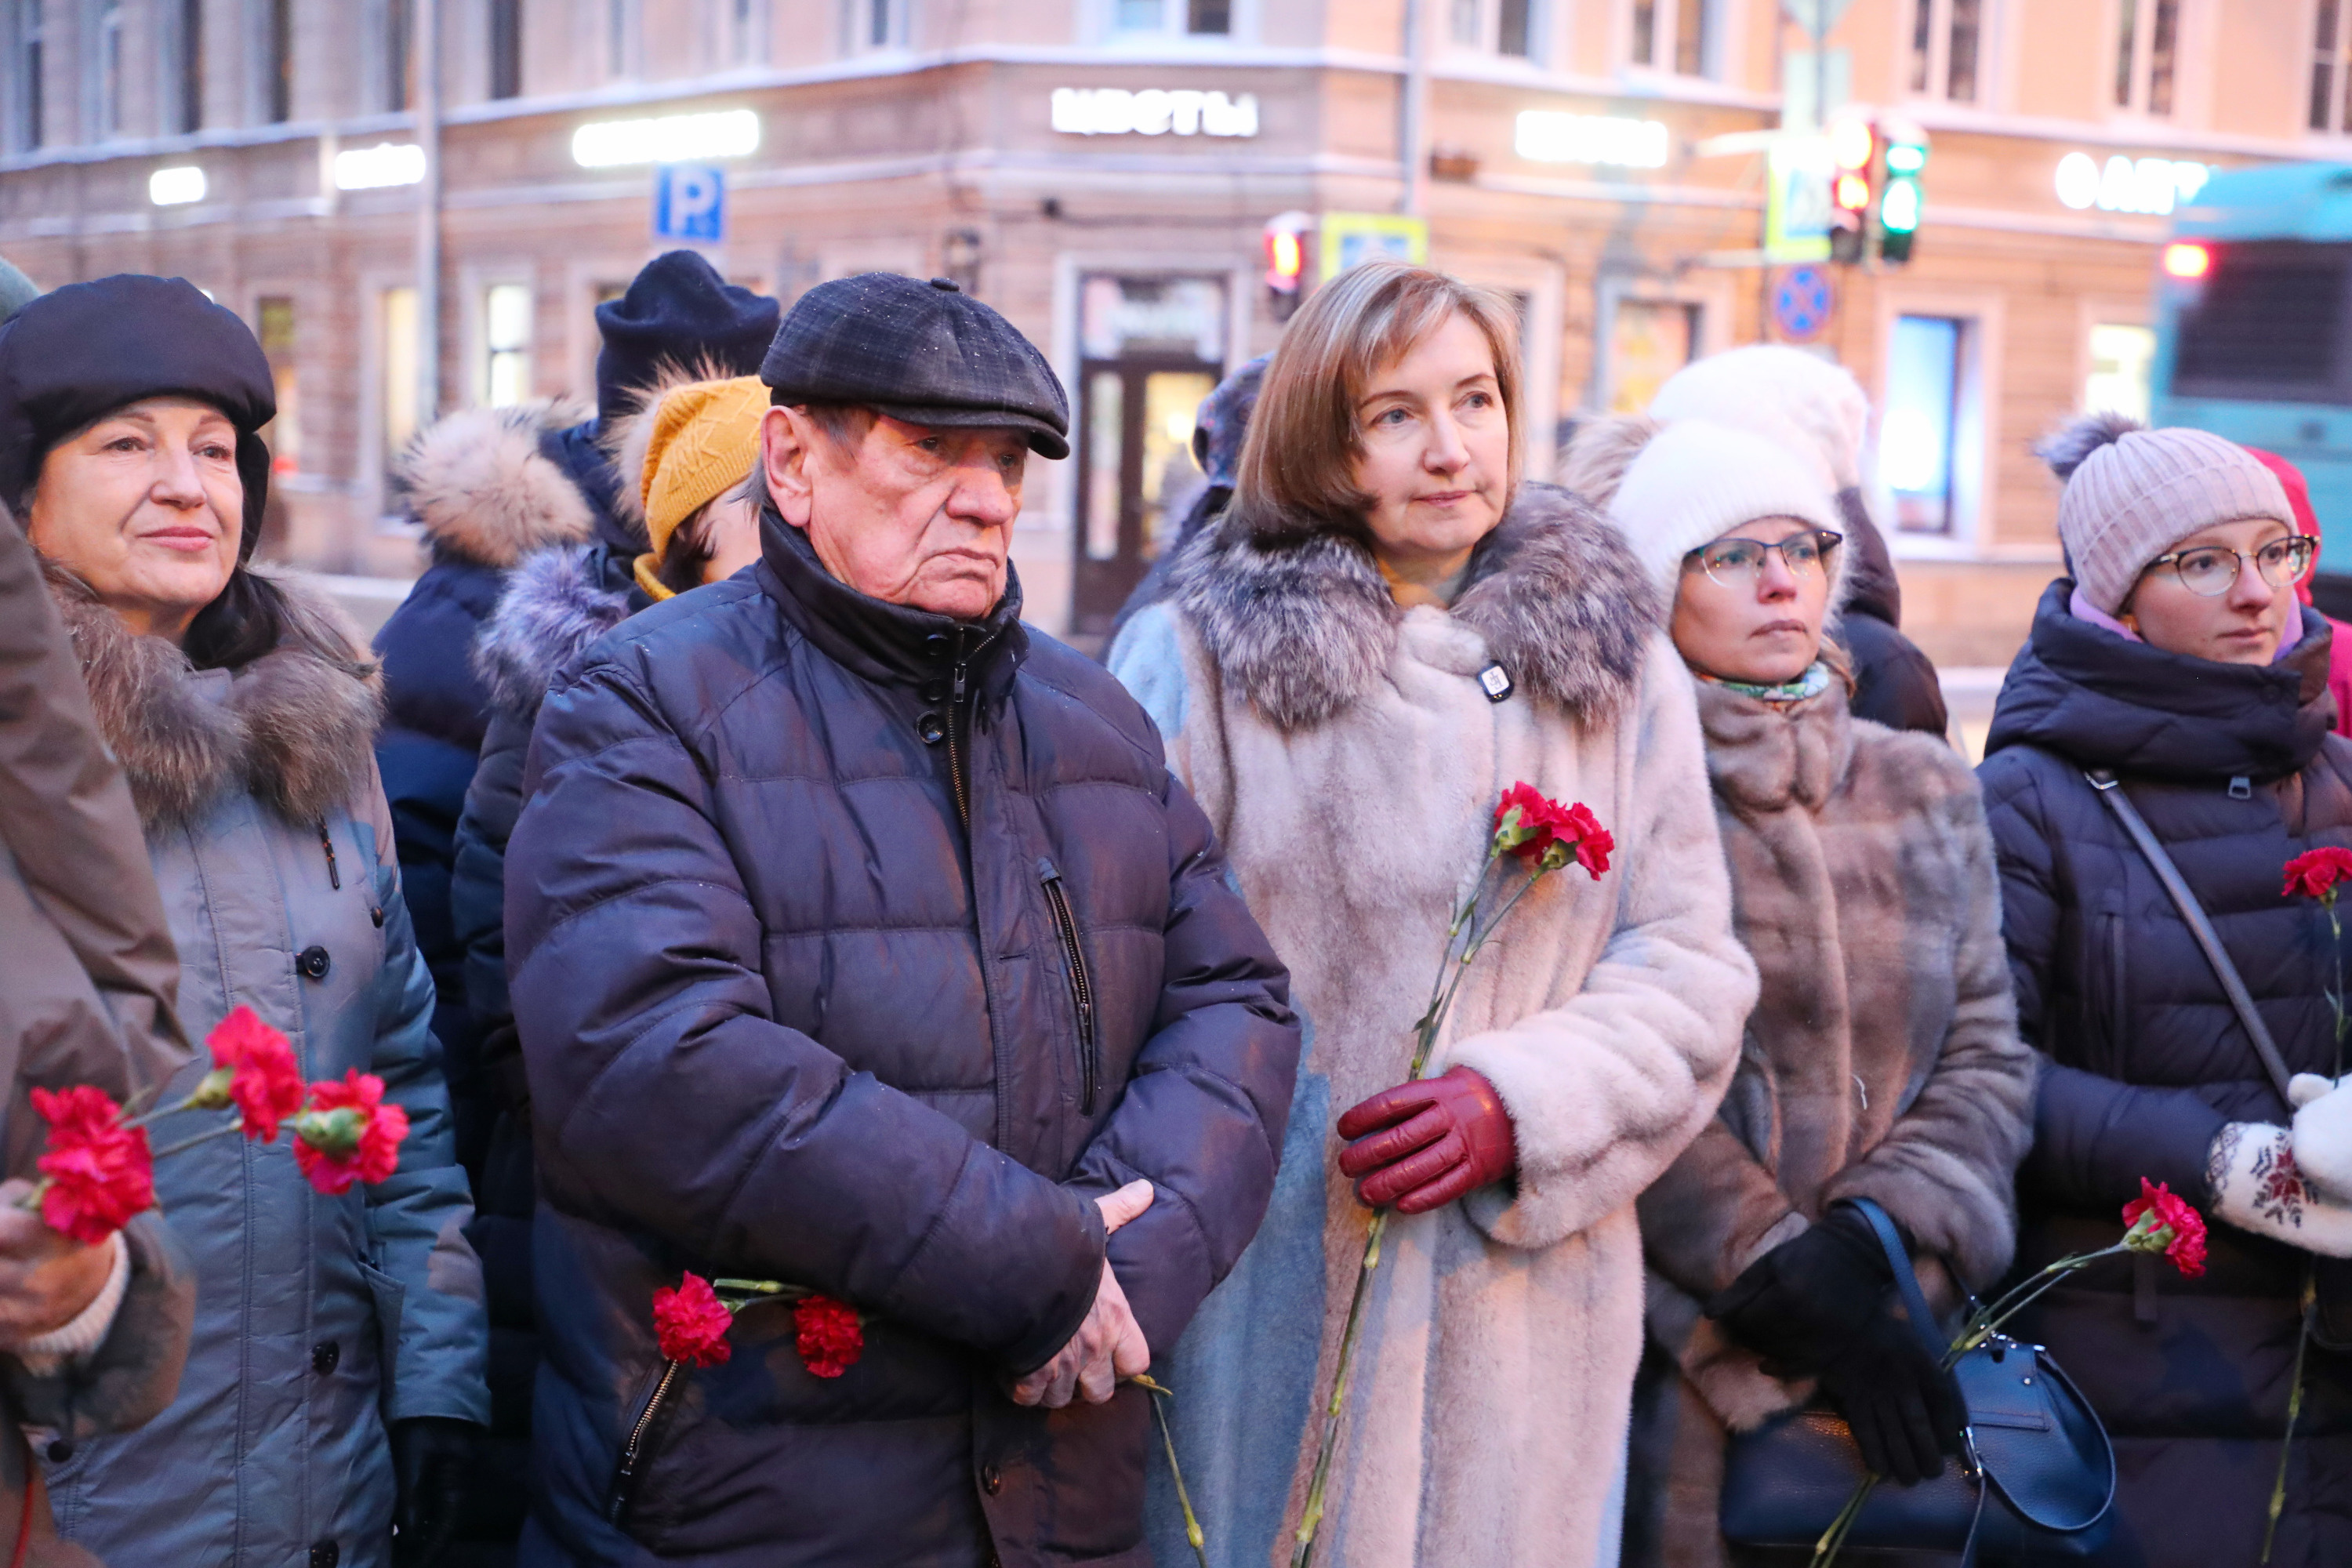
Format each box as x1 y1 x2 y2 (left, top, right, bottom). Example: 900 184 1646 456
23 1004 412 1245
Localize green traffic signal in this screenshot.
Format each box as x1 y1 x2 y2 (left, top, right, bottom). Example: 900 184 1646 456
1878 128 1928 263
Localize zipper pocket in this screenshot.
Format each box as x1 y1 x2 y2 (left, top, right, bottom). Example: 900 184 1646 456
1039 860 1098 1114
604 1359 684 1525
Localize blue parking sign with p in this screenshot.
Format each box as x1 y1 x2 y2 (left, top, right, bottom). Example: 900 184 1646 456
654 164 725 244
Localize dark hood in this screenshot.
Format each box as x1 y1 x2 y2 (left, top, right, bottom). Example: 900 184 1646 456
1984 578 2336 782
538 418 636 554
1835 488 1902 628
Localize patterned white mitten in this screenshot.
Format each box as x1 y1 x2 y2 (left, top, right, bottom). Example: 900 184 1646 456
2209 1121 2352 1258
2290 1073 2352 1203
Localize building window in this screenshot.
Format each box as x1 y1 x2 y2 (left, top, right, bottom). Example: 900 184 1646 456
17 0 42 151
1885 314 1967 535
1628 0 1711 76
483 283 531 408
380 0 409 112
176 0 202 133
1607 299 1698 413
266 0 291 122
380 285 419 471
843 0 909 49
257 294 299 474
728 0 764 62
2085 322 2155 424
607 0 635 77
2114 0 2179 116
2314 0 2351 132
1110 0 1229 38
1450 0 1535 58
1907 0 1981 103
488 0 520 97
96 0 125 138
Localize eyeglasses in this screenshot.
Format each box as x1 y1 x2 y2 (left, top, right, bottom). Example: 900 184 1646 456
1686 530 1844 587
2144 536 2316 597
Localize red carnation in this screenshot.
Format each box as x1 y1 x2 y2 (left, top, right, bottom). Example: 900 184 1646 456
1492 782 1562 863
2122 1178 2208 1279
291 1071 410 1196
793 1294 865 1379
1561 802 1615 878
31 1086 154 1245
203 1007 306 1142
653 1272 735 1368
2284 847 2352 903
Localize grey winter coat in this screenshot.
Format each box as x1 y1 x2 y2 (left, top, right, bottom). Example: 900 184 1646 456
37 570 490 1568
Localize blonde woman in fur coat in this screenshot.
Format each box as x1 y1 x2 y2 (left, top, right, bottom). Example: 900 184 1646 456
1106 262 1758 1568
1599 419 2035 1568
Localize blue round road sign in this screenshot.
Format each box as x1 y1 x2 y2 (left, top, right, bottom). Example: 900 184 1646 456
1773 265 1835 343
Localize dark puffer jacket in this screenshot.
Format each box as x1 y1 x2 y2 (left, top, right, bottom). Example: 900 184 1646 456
373 398 597 1154
1979 580 2352 1568
505 513 1300 1566
1835 490 1949 737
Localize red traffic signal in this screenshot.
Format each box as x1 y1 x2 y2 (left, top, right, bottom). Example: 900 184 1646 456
1828 116 1876 265
1264 210 1312 320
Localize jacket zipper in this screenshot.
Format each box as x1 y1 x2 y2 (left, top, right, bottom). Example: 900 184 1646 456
316 821 340 891
1040 861 1098 1113
604 1358 684 1523
946 641 971 829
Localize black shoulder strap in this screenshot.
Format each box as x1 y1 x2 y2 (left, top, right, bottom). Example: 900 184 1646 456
1841 1197 1944 1359
2085 768 2296 1104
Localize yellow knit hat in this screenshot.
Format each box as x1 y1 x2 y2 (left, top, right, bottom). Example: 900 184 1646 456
639 374 768 563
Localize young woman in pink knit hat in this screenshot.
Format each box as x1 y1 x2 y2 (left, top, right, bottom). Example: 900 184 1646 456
1977 415 2352 1566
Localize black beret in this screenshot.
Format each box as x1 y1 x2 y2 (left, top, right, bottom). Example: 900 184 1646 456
0 274 276 554
761 274 1069 459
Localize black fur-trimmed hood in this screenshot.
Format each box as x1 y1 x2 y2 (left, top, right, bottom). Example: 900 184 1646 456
470 544 634 722
1166 481 1659 731
47 567 383 830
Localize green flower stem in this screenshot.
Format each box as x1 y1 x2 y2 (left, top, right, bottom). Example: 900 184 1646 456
1808 1475 1878 1568
1945 1244 2132 1365
147 1120 247 1163
1143 1380 1209 1568
2262 1269 2317 1564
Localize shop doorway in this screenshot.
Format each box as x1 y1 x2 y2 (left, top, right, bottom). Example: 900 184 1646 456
1072 274 1226 640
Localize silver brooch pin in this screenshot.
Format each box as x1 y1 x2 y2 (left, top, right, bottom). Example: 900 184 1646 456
1477 662 1513 703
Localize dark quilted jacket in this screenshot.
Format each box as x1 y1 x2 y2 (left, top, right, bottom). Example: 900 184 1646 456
505 514 1299 1566
1978 580 2352 1568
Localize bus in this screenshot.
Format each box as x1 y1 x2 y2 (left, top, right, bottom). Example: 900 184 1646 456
2158 160 2352 609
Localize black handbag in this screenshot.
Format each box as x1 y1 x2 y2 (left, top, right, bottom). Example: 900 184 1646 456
1718 1199 2116 1563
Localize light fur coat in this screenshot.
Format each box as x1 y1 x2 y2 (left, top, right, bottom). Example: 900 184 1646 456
1108 485 1759 1568
1626 680 2034 1568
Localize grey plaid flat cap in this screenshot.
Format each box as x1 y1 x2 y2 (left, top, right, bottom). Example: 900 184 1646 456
761 273 1070 459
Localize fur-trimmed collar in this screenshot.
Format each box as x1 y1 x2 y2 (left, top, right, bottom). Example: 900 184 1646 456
397 397 595 568
470 544 635 721
48 568 383 830
1165 481 1657 731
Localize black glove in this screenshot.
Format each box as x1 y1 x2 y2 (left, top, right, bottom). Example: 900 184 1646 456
1704 1207 1892 1377
1816 1308 1966 1486
391 1416 483 1566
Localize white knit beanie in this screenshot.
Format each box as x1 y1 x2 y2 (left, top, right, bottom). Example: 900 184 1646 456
2040 413 2294 615
1649 344 1869 491
1605 419 1846 603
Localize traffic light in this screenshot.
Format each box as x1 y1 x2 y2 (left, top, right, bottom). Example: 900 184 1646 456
1828 116 1876 266
1264 210 1312 321
1878 120 1928 265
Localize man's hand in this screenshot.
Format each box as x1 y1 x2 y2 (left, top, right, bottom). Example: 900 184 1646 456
1011 1179 1154 1410
0 1179 116 1348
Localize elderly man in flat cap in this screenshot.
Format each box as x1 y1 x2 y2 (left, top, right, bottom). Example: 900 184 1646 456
506 274 1300 1567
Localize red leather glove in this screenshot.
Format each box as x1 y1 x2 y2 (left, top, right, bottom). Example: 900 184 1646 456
1334 1066 1516 1214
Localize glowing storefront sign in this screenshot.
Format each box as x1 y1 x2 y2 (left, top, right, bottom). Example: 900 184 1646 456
1514 111 1670 169
2054 151 2211 216
1050 88 1258 138
571 109 760 169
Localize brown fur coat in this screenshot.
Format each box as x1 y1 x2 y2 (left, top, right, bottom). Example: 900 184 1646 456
1630 680 2034 1568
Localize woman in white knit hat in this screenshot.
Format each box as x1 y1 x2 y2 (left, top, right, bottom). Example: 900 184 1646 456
1978 414 2352 1566
1606 419 2034 1568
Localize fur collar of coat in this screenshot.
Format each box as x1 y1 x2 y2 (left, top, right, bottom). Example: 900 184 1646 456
470 544 634 723
47 566 381 832
397 397 596 568
1163 480 1657 731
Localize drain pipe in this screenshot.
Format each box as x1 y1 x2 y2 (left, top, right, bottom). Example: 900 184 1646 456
416 0 441 423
